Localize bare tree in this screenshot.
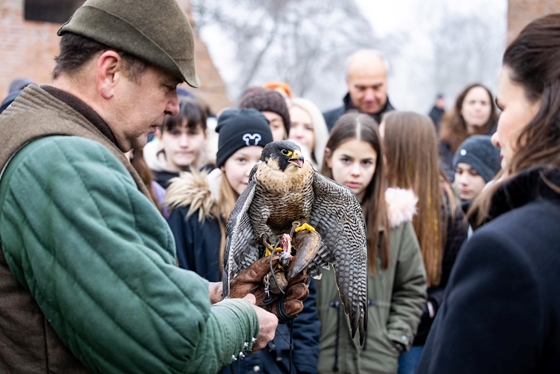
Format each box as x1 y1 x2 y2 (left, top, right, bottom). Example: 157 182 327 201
191 0 397 106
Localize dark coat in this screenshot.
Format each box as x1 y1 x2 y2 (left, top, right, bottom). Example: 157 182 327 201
412 195 468 346
166 171 321 373
323 93 395 131
428 106 444 133
417 167 560 374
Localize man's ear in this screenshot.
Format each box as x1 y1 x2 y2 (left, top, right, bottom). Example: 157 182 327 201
96 51 124 100
324 147 333 168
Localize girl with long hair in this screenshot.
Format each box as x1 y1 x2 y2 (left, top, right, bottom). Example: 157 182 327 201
316 112 426 374
439 83 498 180
379 111 468 373
165 108 321 374
287 97 329 171
417 14 560 373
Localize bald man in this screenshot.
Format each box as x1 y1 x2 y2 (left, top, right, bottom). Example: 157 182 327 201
323 49 395 131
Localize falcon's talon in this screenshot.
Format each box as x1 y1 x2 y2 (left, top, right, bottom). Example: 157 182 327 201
295 222 315 233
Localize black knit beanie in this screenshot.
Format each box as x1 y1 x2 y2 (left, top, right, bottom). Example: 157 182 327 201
238 88 290 135
453 135 501 182
215 108 273 168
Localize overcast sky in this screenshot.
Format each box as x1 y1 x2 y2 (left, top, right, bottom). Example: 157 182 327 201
199 0 508 112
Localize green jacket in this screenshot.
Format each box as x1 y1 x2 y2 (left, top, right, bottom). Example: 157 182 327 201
316 188 427 374
0 86 260 373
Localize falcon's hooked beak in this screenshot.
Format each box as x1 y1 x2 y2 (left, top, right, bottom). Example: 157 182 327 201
288 151 304 168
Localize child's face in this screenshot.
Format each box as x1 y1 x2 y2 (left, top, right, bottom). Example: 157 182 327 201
261 111 286 141
454 162 487 201
288 106 315 151
160 120 207 171
326 139 377 202
222 146 263 196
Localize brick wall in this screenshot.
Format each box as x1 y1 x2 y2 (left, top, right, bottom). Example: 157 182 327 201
508 0 560 43
0 0 231 113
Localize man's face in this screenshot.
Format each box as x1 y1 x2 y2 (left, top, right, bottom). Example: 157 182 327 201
111 66 180 151
346 60 388 115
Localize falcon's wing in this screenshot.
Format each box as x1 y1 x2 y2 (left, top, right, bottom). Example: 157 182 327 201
222 165 260 297
309 172 368 344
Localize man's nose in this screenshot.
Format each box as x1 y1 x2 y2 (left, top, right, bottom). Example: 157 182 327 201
166 93 180 116
363 89 375 101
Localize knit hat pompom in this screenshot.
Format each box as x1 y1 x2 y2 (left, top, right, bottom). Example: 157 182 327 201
453 135 501 182
238 88 290 136
215 108 273 168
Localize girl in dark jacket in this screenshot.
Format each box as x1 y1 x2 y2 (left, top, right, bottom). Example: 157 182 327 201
379 111 468 373
417 14 560 373
165 108 321 374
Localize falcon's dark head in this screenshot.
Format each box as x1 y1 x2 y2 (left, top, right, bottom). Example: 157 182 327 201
260 140 305 172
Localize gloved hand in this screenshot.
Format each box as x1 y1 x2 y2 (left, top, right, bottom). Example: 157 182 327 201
229 255 309 321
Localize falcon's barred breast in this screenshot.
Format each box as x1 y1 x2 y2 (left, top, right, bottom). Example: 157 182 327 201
223 140 368 344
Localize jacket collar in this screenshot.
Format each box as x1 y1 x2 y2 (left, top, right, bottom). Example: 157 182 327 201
42 86 118 148
342 93 394 124
485 166 560 223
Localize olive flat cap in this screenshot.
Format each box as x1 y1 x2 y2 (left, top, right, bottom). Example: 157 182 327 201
58 0 200 88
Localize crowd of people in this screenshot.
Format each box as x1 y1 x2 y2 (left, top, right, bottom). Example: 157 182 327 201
1 0 559 373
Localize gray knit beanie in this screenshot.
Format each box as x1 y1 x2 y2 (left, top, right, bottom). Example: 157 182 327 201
453 135 501 182
238 88 290 135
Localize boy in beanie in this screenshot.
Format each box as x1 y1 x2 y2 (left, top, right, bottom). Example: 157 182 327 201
453 135 501 201
238 88 291 141
0 0 282 372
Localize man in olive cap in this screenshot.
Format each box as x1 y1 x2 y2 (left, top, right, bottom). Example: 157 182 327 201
0 1 309 373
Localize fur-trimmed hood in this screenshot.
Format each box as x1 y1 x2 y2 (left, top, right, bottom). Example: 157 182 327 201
385 187 418 228
164 168 222 221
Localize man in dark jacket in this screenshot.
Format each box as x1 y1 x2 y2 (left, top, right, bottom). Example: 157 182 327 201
323 49 395 131
428 93 445 133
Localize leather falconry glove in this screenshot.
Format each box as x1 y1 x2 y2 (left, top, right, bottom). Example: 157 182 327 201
229 255 309 322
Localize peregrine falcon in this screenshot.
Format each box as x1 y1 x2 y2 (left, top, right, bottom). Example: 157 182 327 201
223 140 368 343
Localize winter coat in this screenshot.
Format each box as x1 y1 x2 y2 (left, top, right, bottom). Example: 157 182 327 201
166 170 321 373
322 93 395 131
0 85 260 374
316 188 427 374
417 166 560 374
412 195 468 345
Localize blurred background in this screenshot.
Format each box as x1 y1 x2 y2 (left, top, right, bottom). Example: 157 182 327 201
1 0 559 114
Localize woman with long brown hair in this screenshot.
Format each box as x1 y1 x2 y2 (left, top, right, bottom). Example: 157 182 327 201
417 14 560 373
379 111 468 373
316 112 426 374
439 83 498 180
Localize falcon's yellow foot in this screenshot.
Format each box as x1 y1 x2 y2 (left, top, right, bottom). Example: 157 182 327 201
295 222 315 233
265 246 284 257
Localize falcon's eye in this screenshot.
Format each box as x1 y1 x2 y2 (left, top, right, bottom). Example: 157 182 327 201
281 149 293 157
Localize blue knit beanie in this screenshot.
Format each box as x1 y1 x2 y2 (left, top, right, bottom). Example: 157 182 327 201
453 135 501 182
